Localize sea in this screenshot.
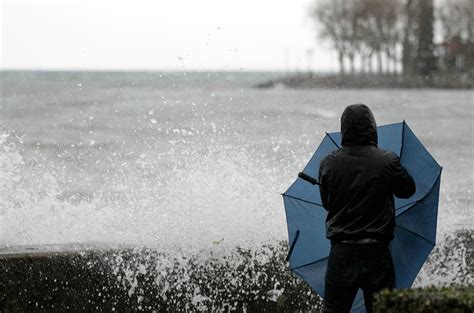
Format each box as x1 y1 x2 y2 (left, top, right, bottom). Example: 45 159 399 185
0 71 473 309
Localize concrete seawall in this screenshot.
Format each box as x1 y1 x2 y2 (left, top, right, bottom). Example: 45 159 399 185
0 242 322 312
1 231 472 312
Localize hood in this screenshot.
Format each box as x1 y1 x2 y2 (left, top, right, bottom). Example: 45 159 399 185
340 104 378 146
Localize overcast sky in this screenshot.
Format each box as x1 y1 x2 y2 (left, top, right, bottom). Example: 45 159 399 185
1 0 338 71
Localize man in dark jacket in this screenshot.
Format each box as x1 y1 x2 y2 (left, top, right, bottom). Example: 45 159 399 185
318 104 416 313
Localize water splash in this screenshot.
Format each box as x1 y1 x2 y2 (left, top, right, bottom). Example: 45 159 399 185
1 73 473 311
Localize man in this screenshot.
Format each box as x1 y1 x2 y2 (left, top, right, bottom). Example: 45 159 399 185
318 104 416 313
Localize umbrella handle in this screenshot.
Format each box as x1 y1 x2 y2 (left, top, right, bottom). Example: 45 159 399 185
286 230 300 262
298 172 321 186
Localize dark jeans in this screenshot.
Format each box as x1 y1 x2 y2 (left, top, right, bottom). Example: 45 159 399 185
323 242 395 313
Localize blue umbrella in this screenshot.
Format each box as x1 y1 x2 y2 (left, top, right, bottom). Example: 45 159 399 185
282 121 442 313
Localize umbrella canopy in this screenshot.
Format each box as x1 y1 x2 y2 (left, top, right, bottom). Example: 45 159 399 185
282 121 442 313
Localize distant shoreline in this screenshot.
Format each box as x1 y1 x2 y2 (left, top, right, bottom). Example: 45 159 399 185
254 73 474 89
2 70 472 89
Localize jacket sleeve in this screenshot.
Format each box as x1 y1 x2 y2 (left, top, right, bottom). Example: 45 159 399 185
389 154 416 199
318 158 330 211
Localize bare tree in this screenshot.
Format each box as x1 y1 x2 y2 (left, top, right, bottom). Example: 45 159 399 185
355 0 404 75
402 0 418 75
356 0 385 74
380 1 404 74
312 0 438 76
344 0 366 74
417 0 436 75
312 0 360 75
437 0 474 43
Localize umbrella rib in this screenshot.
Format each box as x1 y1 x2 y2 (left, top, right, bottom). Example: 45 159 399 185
395 172 442 246
400 120 406 159
291 227 436 271
325 132 340 149
400 122 442 168
396 224 436 246
396 200 417 211
395 169 442 212
292 228 435 272
282 194 325 208
292 256 328 271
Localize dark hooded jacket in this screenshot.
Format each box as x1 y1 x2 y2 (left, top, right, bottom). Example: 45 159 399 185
318 104 416 243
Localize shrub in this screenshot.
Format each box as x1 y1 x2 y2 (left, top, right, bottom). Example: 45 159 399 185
374 285 474 313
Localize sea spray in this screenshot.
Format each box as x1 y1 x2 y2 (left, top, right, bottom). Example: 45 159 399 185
415 229 473 286
1 73 472 250
1 72 473 310
1 231 471 312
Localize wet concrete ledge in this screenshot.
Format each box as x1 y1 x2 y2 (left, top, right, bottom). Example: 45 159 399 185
1 230 472 312
0 242 322 312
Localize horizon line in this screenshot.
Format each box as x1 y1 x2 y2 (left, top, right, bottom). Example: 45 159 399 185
0 67 338 74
